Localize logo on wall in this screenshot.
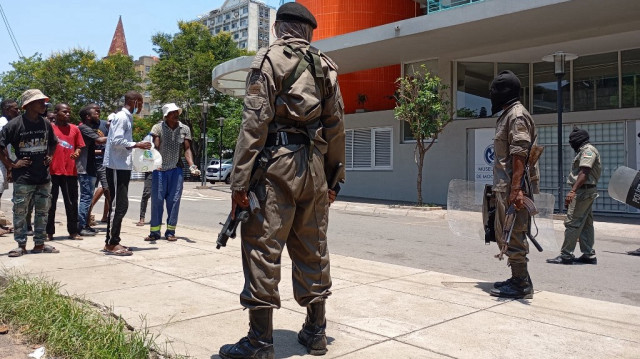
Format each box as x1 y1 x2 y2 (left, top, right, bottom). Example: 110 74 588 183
484 144 495 165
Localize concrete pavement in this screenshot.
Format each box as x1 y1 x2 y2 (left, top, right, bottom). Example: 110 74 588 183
0 199 639 358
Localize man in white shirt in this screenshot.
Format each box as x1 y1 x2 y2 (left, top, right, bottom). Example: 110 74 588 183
102 91 151 256
0 99 20 234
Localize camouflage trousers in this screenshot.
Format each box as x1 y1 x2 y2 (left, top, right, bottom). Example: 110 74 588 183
12 182 51 246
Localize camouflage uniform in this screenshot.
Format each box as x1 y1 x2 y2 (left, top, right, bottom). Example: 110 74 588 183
493 101 539 265
562 143 601 260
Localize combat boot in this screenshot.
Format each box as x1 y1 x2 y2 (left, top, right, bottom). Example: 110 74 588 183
298 301 328 356
219 308 274 359
493 276 515 289
490 263 533 299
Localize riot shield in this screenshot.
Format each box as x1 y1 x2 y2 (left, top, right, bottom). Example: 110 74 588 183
446 179 560 253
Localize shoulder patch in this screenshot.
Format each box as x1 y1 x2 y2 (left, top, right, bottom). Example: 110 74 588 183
320 52 339 72
582 150 594 158
250 48 270 70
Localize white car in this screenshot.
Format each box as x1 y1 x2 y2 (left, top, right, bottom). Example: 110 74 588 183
206 159 232 184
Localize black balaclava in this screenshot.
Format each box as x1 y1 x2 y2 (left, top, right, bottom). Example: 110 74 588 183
489 70 521 116
569 127 590 152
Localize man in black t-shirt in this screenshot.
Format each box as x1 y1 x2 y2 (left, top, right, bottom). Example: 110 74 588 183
0 89 59 257
77 105 107 236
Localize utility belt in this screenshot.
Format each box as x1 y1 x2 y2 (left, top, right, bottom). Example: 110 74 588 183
265 132 309 147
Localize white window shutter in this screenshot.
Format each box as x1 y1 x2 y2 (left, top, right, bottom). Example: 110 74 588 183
353 129 372 168
373 128 392 168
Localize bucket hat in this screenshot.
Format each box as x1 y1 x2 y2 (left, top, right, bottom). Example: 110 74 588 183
162 103 182 118
21 89 49 108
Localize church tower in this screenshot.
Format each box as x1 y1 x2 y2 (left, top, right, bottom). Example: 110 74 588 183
108 16 129 56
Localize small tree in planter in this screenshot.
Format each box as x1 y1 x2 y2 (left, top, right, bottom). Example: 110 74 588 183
356 93 368 112
395 64 452 205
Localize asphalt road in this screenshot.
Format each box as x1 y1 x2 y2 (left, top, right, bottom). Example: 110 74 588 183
5 180 639 306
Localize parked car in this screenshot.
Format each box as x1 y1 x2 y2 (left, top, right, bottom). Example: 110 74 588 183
206 159 232 184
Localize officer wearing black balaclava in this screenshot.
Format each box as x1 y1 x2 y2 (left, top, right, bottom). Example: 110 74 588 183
547 127 601 265
488 70 539 299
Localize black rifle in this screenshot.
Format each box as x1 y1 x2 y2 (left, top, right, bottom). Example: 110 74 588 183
497 135 544 259
216 157 267 249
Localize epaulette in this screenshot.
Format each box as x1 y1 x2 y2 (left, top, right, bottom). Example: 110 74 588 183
250 47 271 70
319 50 339 72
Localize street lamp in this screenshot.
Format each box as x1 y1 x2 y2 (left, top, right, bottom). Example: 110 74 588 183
217 117 225 183
200 101 209 188
542 51 578 212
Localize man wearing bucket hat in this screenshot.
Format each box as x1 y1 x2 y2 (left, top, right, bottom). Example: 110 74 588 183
102 90 152 256
0 89 60 257
143 102 199 242
219 2 345 358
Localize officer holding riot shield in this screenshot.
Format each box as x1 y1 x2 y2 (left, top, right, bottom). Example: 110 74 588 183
488 70 539 299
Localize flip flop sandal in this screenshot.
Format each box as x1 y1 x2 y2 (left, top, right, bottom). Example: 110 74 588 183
165 236 177 242
102 247 132 256
69 234 84 240
8 247 27 257
30 244 60 254
144 235 160 241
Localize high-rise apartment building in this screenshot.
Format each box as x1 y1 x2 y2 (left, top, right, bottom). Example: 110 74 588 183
134 56 159 117
198 0 276 52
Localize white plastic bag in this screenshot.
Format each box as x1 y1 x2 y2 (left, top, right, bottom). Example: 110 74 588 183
132 147 162 172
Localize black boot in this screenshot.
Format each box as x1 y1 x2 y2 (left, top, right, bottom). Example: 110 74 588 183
298 301 328 356
493 276 515 289
490 263 533 299
219 308 274 359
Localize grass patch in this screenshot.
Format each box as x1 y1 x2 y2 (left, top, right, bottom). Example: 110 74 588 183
0 273 167 358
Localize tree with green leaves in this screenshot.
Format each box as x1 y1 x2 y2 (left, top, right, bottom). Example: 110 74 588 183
395 65 452 205
0 50 140 121
148 21 250 167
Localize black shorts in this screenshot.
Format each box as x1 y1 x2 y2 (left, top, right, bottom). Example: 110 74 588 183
95 164 109 190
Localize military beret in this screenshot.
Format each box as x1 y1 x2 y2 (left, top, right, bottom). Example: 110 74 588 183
276 2 317 29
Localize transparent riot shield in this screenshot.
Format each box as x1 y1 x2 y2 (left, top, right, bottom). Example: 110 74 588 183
447 179 560 253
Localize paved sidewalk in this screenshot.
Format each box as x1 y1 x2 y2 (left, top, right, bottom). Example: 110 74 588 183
1 215 639 359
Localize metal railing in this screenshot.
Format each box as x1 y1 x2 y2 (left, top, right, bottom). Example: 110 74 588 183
427 0 485 14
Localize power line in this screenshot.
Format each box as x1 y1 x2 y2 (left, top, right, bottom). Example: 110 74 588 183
0 3 23 58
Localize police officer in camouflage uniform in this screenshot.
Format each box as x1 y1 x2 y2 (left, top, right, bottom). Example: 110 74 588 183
488 71 539 300
547 127 601 265
219 3 345 359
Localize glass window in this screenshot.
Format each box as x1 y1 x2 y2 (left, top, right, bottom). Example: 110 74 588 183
223 25 229 31
532 61 569 114
243 6 248 14
456 62 492 119
622 48 640 108
345 128 393 170
573 52 618 111
232 21 237 29
497 63 529 112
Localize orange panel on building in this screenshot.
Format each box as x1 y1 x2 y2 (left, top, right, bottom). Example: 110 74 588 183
298 0 418 113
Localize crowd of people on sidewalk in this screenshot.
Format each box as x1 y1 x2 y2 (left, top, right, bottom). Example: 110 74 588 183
0 89 200 257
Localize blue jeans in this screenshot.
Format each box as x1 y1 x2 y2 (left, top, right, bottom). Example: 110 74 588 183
78 174 96 231
13 182 51 246
149 168 183 238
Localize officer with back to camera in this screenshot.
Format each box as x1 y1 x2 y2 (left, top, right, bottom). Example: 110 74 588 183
219 2 345 359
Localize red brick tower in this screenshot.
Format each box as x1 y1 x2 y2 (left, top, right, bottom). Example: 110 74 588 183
108 16 129 56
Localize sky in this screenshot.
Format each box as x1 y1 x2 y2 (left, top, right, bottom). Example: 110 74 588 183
0 0 280 74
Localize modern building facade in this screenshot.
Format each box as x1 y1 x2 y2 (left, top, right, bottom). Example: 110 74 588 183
198 0 276 52
213 0 640 215
134 56 160 117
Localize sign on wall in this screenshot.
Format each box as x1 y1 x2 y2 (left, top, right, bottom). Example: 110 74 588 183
474 128 495 185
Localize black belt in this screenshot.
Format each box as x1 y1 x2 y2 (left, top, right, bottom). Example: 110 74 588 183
581 184 596 189
265 132 309 146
